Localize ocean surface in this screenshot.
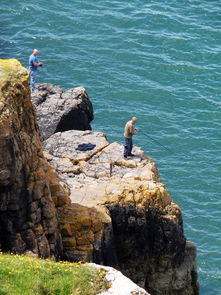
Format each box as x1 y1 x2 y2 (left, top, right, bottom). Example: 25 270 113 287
1 0 221 293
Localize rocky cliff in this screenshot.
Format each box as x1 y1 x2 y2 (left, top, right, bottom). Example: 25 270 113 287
0 59 199 295
0 59 70 258
43 130 198 295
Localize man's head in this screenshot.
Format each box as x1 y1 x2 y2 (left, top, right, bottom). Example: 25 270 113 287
33 49 39 56
131 117 137 124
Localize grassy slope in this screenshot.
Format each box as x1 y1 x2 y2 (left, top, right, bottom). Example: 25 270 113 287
0 252 106 295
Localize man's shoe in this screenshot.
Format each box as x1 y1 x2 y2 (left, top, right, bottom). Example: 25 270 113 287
123 155 127 159
128 153 135 156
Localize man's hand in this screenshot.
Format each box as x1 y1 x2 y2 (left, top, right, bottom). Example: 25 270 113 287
133 128 138 135
38 62 44 66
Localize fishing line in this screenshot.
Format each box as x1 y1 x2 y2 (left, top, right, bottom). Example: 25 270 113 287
139 130 175 155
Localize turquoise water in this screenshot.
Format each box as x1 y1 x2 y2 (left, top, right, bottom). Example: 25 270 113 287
1 1 221 293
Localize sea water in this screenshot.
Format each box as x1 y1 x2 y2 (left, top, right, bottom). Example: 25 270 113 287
1 1 221 294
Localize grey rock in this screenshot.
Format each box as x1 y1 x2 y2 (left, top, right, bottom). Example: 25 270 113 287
43 130 159 204
31 83 94 140
43 130 109 162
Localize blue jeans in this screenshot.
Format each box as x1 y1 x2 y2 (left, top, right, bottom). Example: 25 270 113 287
124 137 133 156
30 70 37 90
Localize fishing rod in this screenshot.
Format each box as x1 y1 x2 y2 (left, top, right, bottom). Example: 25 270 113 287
139 130 175 154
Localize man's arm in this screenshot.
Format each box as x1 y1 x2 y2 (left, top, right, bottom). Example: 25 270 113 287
32 56 43 67
130 124 138 135
132 127 138 134
128 124 136 135
32 61 43 67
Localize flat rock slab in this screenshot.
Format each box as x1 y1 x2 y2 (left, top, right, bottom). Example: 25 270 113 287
86 142 154 179
43 130 109 162
43 130 161 207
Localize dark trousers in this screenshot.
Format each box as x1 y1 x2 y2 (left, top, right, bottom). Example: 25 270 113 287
124 137 133 156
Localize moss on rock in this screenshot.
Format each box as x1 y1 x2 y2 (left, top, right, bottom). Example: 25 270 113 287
0 59 29 86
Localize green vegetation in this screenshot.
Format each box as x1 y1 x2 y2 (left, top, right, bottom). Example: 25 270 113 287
0 59 29 85
0 252 106 295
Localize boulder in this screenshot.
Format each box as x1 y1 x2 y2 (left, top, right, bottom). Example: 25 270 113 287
31 83 93 140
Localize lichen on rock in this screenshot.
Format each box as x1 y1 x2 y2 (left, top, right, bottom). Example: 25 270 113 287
0 59 29 85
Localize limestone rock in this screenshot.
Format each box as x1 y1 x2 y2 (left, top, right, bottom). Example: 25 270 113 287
91 263 150 295
31 83 93 140
43 129 199 295
0 59 70 258
43 130 109 163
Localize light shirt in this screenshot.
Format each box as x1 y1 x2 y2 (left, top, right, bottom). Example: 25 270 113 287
29 54 39 71
124 120 135 138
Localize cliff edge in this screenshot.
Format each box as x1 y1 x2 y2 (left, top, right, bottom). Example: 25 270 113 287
43 130 198 295
0 59 70 258
0 59 198 295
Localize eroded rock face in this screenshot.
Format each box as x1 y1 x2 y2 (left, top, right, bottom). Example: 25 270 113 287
0 59 70 258
43 130 199 295
31 83 93 140
0 59 198 295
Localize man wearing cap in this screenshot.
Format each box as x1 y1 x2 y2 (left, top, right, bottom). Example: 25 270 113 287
123 117 138 159
29 49 43 91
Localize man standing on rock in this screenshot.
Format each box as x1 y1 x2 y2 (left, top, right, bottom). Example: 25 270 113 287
29 49 43 91
123 117 138 159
